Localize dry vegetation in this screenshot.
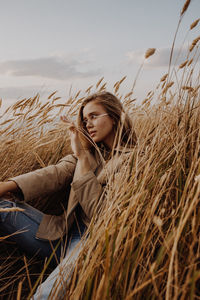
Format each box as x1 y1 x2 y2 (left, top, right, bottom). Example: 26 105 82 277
0 1 200 299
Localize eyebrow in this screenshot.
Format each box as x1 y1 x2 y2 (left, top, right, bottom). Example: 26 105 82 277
83 111 101 119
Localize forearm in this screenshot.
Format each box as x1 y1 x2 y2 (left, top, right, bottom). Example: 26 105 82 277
8 156 76 201
0 181 19 197
77 153 91 175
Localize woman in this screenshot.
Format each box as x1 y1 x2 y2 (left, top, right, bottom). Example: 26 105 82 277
0 91 136 299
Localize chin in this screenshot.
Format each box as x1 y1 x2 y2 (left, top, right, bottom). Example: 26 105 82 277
91 136 101 143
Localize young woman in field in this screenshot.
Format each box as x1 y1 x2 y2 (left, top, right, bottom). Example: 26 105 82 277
0 91 136 299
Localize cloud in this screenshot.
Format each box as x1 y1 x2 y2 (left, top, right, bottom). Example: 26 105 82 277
0 55 100 80
126 47 190 68
0 86 50 100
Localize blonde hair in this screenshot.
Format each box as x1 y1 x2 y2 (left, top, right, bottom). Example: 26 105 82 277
77 91 137 150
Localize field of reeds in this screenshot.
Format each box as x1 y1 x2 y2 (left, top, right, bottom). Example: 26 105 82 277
0 1 200 299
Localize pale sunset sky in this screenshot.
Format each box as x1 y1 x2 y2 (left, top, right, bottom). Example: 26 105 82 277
0 0 200 111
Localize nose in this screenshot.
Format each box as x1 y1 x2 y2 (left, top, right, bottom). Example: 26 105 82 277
86 119 94 129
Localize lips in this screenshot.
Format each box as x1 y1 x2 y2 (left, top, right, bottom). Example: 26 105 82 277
89 131 96 137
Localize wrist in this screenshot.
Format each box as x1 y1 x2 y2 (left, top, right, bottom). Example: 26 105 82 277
76 150 88 160
76 154 91 175
5 181 18 192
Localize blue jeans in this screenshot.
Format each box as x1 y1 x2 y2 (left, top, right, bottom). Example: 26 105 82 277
33 226 87 299
0 198 86 268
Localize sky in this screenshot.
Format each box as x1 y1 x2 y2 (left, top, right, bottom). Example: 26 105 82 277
0 0 200 111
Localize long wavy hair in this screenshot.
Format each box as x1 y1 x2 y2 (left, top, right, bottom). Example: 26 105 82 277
77 91 137 150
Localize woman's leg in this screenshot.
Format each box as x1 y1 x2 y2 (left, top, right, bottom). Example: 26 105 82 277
0 199 63 264
33 220 87 300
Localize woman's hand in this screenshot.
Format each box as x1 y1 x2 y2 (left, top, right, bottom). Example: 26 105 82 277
0 181 18 198
61 116 86 158
61 116 91 175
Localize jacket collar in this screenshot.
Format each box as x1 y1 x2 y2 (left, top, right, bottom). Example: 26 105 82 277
85 149 100 172
86 143 133 172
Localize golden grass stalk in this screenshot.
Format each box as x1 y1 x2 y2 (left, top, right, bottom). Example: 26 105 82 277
145 48 156 59
160 74 168 82
17 280 23 300
85 85 93 94
96 77 104 89
179 59 188 69
187 58 193 66
189 36 200 52
180 0 191 16
182 86 194 92
190 18 200 30
162 81 174 94
0 207 25 212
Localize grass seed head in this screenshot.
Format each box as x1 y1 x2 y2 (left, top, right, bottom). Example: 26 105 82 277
189 36 200 52
145 48 156 59
96 77 104 89
179 60 188 69
182 86 194 92
160 74 168 82
180 0 191 16
190 18 200 30
187 58 193 66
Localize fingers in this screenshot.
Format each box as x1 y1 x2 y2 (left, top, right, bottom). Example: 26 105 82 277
60 116 76 132
60 115 70 123
60 115 73 125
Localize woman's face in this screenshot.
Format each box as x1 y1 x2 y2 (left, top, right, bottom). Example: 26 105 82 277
82 101 115 148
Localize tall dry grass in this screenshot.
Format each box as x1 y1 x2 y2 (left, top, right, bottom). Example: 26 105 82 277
0 1 200 298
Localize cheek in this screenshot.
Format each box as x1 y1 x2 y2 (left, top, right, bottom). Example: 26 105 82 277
100 120 113 132
100 120 107 128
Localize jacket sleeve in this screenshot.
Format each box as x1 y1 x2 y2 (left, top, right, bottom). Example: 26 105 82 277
71 170 106 220
8 155 77 202
71 152 132 220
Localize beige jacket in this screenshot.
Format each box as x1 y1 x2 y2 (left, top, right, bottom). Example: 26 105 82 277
10 148 131 241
